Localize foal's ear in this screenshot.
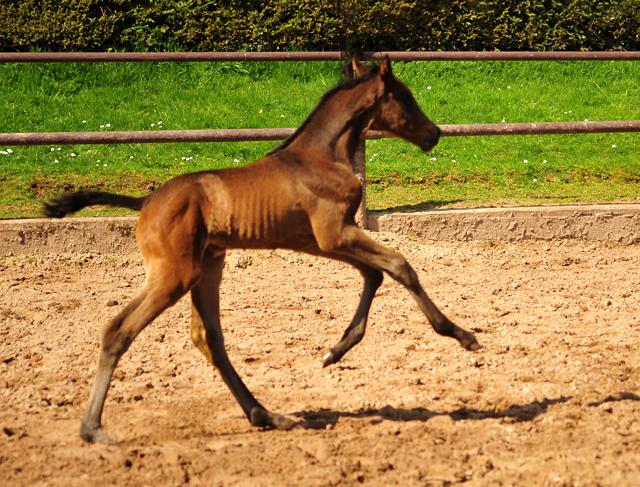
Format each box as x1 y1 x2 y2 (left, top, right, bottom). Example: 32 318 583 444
341 59 355 81
342 53 368 81
379 56 393 82
351 56 369 79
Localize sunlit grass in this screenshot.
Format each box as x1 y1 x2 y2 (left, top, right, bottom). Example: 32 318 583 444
1 60 639 218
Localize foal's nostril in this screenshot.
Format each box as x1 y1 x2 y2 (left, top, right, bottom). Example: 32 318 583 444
422 125 440 151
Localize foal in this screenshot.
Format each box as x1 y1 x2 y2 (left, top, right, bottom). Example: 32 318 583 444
44 57 480 444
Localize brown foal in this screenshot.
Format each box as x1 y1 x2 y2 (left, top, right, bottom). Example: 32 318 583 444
44 56 480 444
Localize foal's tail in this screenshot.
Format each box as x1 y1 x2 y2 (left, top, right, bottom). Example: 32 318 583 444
43 191 147 218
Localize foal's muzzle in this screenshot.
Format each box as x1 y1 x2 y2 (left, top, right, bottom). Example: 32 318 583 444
421 125 441 152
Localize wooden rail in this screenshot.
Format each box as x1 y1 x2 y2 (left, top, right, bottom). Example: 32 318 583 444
2 122 640 147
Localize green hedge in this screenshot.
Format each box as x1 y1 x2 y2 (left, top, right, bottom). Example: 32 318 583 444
1 0 639 52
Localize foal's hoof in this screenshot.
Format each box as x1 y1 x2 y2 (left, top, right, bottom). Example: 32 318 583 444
80 426 118 445
322 350 336 368
250 407 295 431
460 332 482 352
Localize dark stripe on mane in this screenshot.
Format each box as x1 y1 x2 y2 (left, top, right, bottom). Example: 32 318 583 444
267 64 381 156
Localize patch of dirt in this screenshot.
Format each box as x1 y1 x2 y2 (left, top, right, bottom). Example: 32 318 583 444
27 172 163 199
1 233 640 486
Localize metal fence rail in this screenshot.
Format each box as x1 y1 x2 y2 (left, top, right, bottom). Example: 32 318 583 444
2 121 640 146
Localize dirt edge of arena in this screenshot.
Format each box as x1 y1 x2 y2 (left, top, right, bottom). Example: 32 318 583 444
2 203 640 257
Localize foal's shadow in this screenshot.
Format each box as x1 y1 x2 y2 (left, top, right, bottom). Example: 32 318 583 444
291 396 571 430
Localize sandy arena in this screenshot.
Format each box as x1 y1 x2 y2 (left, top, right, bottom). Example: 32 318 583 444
1 230 640 486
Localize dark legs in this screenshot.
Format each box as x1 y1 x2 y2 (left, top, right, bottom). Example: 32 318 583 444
81 246 295 444
311 225 481 363
80 246 293 444
300 246 385 367
79 223 478 443
320 260 383 367
189 249 294 430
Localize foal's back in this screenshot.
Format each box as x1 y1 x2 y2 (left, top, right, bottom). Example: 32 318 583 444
138 151 358 252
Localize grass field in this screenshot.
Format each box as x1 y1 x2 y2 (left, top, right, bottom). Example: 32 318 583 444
1 60 639 219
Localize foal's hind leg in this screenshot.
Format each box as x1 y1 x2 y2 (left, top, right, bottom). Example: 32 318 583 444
190 248 294 431
319 225 480 351
80 276 192 444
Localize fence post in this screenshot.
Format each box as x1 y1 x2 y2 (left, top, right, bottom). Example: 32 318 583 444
353 139 368 229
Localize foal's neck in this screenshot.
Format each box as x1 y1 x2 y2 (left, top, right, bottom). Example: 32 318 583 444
287 77 382 167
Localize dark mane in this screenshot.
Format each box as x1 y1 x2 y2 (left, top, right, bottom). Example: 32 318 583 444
267 64 381 156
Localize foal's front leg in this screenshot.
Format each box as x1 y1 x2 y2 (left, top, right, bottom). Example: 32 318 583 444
322 262 382 367
322 226 480 351
190 249 295 431
303 247 384 367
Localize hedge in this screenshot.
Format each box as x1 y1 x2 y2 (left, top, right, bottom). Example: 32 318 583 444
1 0 639 52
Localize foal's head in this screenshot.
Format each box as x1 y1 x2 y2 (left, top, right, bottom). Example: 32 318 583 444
347 56 440 152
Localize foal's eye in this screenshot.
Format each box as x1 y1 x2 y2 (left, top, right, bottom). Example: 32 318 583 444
396 91 414 105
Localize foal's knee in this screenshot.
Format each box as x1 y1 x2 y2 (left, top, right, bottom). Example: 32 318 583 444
190 317 227 368
385 256 417 285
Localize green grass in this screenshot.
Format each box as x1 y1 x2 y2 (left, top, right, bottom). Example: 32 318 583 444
1 60 639 219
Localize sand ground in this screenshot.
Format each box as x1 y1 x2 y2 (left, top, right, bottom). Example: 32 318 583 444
1 232 639 486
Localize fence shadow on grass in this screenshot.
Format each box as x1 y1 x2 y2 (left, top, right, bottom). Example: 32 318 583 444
370 199 465 215
291 396 571 430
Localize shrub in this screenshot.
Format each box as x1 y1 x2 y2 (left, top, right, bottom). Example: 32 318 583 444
1 0 638 52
